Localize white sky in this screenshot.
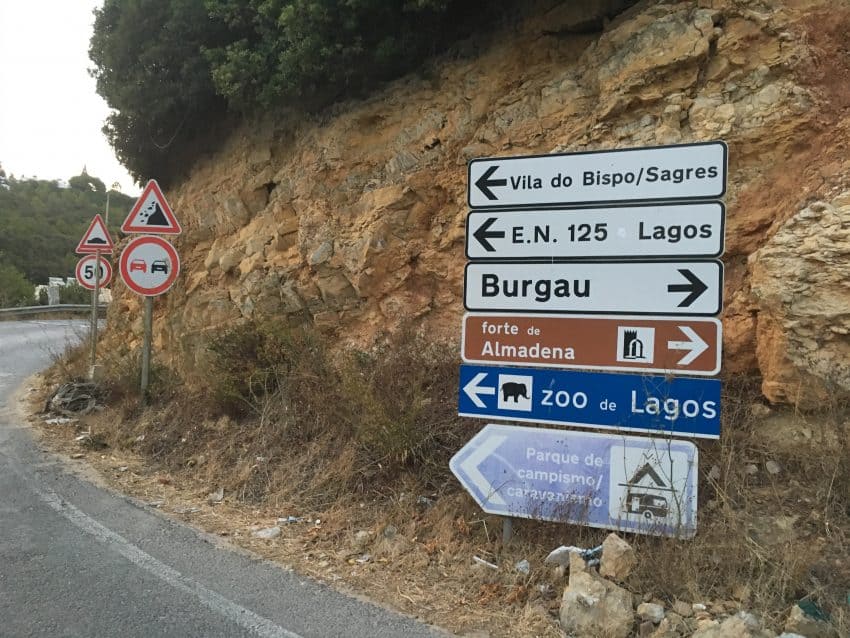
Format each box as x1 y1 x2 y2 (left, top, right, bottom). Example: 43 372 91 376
0 1 140 194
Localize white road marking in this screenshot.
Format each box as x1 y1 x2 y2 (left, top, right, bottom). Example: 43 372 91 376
4 457 302 638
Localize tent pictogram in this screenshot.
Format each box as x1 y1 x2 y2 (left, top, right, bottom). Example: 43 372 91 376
121 179 182 235
76 214 114 254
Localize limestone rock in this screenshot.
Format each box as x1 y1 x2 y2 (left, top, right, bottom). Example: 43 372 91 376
637 602 665 624
559 554 634 638
750 198 850 406
600 533 636 581
691 612 773 638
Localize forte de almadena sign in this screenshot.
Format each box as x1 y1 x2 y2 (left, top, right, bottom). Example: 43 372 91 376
452 141 727 538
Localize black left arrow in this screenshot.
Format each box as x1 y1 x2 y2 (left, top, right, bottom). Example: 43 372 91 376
667 269 708 307
473 217 506 252
475 166 507 201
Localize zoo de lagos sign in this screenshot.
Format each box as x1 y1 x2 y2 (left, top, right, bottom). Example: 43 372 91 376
458 364 721 439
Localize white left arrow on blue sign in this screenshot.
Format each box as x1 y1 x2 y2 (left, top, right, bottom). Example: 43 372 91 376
462 372 496 408
459 433 508 506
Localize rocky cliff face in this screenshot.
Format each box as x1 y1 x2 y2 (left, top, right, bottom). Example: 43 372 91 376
106 0 850 406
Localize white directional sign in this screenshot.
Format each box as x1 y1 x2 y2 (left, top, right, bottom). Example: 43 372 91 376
466 202 725 260
464 260 723 316
468 141 727 208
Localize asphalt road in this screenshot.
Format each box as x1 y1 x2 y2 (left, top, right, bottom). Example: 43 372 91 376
0 320 447 638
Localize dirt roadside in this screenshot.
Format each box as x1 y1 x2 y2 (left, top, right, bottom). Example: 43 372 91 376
24 364 850 638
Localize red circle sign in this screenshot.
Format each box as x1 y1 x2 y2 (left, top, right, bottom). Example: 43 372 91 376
119 235 180 296
75 255 113 290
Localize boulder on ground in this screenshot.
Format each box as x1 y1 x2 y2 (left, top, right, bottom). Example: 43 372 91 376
600 532 636 581
560 553 634 638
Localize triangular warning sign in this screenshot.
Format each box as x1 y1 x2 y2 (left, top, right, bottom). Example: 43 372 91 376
76 214 114 254
121 179 182 235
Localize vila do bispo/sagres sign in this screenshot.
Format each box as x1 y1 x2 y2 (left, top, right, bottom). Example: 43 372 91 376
468 141 727 208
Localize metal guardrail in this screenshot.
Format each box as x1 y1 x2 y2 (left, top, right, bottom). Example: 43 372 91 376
0 304 108 318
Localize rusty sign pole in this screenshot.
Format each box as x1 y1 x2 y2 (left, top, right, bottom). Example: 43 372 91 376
140 296 153 402
88 248 101 380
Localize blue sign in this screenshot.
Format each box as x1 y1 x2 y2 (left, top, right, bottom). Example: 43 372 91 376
458 364 720 439
450 424 698 537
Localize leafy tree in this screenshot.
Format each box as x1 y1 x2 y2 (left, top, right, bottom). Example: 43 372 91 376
203 0 468 110
69 171 105 193
0 173 132 285
89 0 231 185
0 261 34 307
89 0 509 186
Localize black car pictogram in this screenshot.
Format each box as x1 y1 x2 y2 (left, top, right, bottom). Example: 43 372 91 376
151 259 169 274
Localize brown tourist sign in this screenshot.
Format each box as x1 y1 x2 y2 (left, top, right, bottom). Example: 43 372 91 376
461 313 722 376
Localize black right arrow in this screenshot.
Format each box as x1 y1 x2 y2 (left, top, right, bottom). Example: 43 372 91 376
667 269 708 307
475 166 507 201
472 217 506 252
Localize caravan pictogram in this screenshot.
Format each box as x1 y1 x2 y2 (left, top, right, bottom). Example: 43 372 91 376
608 442 697 532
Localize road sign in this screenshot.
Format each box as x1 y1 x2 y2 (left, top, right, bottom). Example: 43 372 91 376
76 214 114 254
458 364 721 438
75 255 113 290
464 260 722 316
451 424 697 537
119 235 180 296
468 141 727 209
121 179 182 235
462 313 722 375
466 202 725 260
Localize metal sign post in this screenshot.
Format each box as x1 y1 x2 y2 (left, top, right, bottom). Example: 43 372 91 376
88 248 101 379
119 180 181 403
140 297 153 401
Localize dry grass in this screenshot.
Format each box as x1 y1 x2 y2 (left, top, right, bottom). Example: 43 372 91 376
35 324 850 637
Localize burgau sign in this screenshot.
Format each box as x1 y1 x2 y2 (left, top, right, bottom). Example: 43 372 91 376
468 141 727 208
464 260 723 316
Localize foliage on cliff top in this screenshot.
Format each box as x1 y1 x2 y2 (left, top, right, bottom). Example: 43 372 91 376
89 0 517 186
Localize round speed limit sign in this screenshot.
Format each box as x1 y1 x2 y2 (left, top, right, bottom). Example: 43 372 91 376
75 254 113 290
